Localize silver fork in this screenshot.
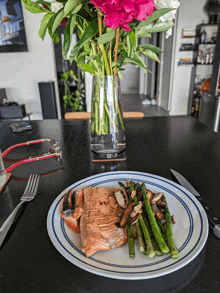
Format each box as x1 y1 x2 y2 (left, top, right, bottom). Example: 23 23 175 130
0 174 40 248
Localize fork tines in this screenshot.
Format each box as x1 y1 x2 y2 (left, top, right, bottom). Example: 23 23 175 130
24 174 40 194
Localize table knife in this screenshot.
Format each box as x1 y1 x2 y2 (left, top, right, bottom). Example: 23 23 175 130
170 169 220 239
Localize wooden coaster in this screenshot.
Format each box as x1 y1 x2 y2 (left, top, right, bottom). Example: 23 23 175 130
0 173 12 194
92 152 126 163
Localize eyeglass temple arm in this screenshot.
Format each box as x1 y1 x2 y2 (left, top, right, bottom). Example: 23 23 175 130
5 152 62 173
2 138 53 158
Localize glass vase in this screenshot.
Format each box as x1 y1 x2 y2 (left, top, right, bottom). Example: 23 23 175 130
90 75 126 158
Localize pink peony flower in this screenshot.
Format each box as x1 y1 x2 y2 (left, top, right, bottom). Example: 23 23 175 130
90 0 156 31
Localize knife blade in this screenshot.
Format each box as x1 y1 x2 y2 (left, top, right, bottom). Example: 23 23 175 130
170 169 220 239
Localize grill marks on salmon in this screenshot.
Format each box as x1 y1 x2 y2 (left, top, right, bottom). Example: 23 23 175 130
80 186 127 257
73 189 84 221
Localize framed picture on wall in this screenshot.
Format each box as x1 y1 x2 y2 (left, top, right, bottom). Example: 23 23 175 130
0 0 28 52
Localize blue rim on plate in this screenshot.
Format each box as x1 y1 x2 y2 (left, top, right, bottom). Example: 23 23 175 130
47 171 209 280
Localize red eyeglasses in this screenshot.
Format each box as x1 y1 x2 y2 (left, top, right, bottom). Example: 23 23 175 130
2 138 62 173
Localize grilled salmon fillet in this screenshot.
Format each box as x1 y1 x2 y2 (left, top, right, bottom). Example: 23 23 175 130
80 186 128 257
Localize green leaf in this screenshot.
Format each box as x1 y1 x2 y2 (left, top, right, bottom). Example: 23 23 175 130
80 59 99 73
138 44 163 54
91 62 99 73
138 32 151 38
129 20 138 29
64 0 80 17
81 64 94 75
126 34 131 57
117 53 125 67
76 51 89 64
71 3 82 14
52 8 64 34
69 18 98 62
48 26 60 43
86 55 101 63
77 27 83 40
38 12 54 40
63 14 76 58
129 30 136 49
140 22 175 34
122 52 151 73
137 8 173 30
134 54 150 72
96 30 115 44
83 41 91 53
118 71 123 79
35 0 51 5
140 49 160 63
21 0 48 13
111 62 117 68
119 29 127 37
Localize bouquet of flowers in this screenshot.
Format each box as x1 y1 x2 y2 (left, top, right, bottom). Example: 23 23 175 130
22 0 180 156
22 0 180 77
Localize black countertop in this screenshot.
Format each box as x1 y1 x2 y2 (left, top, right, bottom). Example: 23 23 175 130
0 116 219 293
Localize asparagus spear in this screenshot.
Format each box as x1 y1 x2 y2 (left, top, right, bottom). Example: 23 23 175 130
156 218 168 246
135 220 145 253
142 189 170 254
156 218 166 235
162 196 179 259
144 217 163 256
129 182 155 258
127 217 135 258
139 215 155 258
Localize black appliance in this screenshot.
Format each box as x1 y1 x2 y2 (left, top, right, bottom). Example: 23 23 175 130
38 81 58 119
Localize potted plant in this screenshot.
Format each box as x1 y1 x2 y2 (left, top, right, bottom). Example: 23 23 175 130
60 70 85 113
203 0 220 24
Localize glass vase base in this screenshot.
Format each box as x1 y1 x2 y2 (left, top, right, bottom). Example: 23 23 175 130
91 142 126 159
91 151 126 162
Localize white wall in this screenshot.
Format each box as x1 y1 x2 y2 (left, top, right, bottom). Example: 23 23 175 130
169 0 209 116
0 3 61 120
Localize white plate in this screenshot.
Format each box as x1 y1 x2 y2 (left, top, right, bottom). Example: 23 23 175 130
47 171 209 280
